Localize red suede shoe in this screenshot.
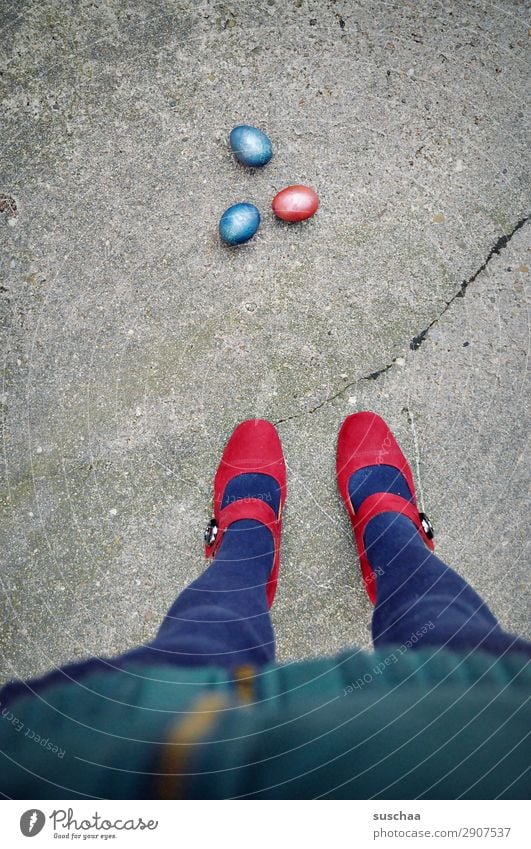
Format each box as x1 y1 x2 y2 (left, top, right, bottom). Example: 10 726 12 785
336 411 435 604
204 419 287 608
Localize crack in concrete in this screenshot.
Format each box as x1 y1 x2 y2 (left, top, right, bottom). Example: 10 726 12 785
275 215 529 426
409 215 529 350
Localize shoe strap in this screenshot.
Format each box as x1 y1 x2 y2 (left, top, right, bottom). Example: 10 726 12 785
353 492 435 550
205 497 279 559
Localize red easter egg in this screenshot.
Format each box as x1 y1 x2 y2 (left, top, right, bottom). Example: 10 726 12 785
272 185 319 222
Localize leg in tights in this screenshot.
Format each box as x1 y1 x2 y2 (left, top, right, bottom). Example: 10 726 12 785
348 465 531 657
0 518 275 707
123 519 276 668
368 512 531 656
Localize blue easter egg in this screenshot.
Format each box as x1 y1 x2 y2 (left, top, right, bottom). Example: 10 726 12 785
229 124 272 167
219 202 261 245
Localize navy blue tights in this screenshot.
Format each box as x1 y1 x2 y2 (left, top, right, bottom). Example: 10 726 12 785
365 513 531 655
2 466 529 708
123 465 530 668
351 465 530 656
119 473 280 668
129 519 276 667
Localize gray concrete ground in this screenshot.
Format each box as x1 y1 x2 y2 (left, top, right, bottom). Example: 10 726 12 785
0 0 529 683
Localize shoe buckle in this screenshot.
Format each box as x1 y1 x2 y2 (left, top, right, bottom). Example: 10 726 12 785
204 518 218 546
419 511 434 539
